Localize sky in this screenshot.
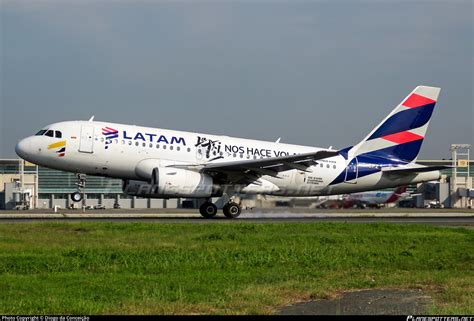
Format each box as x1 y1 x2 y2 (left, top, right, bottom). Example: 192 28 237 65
1 0 472 159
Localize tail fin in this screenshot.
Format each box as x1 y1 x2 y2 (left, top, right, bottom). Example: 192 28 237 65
393 185 407 195
350 86 440 163
386 186 408 203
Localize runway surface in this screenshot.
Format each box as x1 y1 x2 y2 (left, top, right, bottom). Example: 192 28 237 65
1 212 473 226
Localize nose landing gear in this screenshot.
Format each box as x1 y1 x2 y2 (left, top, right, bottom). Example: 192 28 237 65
71 191 83 203
70 174 86 203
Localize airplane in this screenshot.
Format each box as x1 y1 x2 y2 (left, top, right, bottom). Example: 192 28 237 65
341 186 409 208
15 85 449 218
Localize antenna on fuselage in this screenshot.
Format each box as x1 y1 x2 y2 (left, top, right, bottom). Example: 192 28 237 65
275 138 281 143
88 115 95 122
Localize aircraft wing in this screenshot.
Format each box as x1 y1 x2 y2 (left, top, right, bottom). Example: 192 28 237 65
169 150 339 181
203 150 338 172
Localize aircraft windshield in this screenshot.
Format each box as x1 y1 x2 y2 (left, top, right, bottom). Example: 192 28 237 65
35 129 62 138
35 130 47 136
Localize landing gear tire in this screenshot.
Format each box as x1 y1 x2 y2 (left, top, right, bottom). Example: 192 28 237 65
200 202 218 218
71 173 87 203
223 202 241 219
71 192 83 203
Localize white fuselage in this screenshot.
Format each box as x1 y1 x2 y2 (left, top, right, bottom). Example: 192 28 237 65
15 120 441 198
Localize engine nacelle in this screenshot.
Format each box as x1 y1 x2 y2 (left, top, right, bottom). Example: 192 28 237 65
123 167 214 198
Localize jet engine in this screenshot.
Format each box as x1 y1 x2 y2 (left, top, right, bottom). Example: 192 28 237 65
123 167 215 198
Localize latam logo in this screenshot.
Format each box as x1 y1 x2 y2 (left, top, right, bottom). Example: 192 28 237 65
123 131 186 145
102 127 119 149
101 126 187 150
47 140 66 157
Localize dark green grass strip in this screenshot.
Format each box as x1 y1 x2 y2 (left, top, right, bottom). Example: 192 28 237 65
0 222 472 314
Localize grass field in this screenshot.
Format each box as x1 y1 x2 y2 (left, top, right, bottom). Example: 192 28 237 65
0 222 472 314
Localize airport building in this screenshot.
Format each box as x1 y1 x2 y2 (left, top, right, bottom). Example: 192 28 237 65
1 144 472 209
0 159 178 210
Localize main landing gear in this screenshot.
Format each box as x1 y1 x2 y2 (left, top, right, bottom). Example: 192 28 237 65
199 201 218 218
223 202 241 219
71 173 86 203
199 199 242 219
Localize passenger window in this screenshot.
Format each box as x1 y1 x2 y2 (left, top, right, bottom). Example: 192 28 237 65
55 131 62 138
170 146 174 151
35 130 47 136
187 148 191 152
45 130 54 137
177 147 180 151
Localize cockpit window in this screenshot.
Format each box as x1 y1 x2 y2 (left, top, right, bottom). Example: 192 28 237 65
55 131 62 138
35 130 47 136
45 130 54 137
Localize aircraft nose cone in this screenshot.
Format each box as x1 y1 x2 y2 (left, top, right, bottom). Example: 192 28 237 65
15 138 31 159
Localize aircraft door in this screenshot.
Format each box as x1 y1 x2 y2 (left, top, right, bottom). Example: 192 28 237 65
344 157 358 184
79 126 94 153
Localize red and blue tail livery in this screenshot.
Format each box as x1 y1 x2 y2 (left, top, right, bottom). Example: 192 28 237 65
351 86 440 163
330 86 442 186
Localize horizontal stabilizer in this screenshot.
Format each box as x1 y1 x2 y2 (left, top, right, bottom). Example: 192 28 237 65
381 165 451 175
